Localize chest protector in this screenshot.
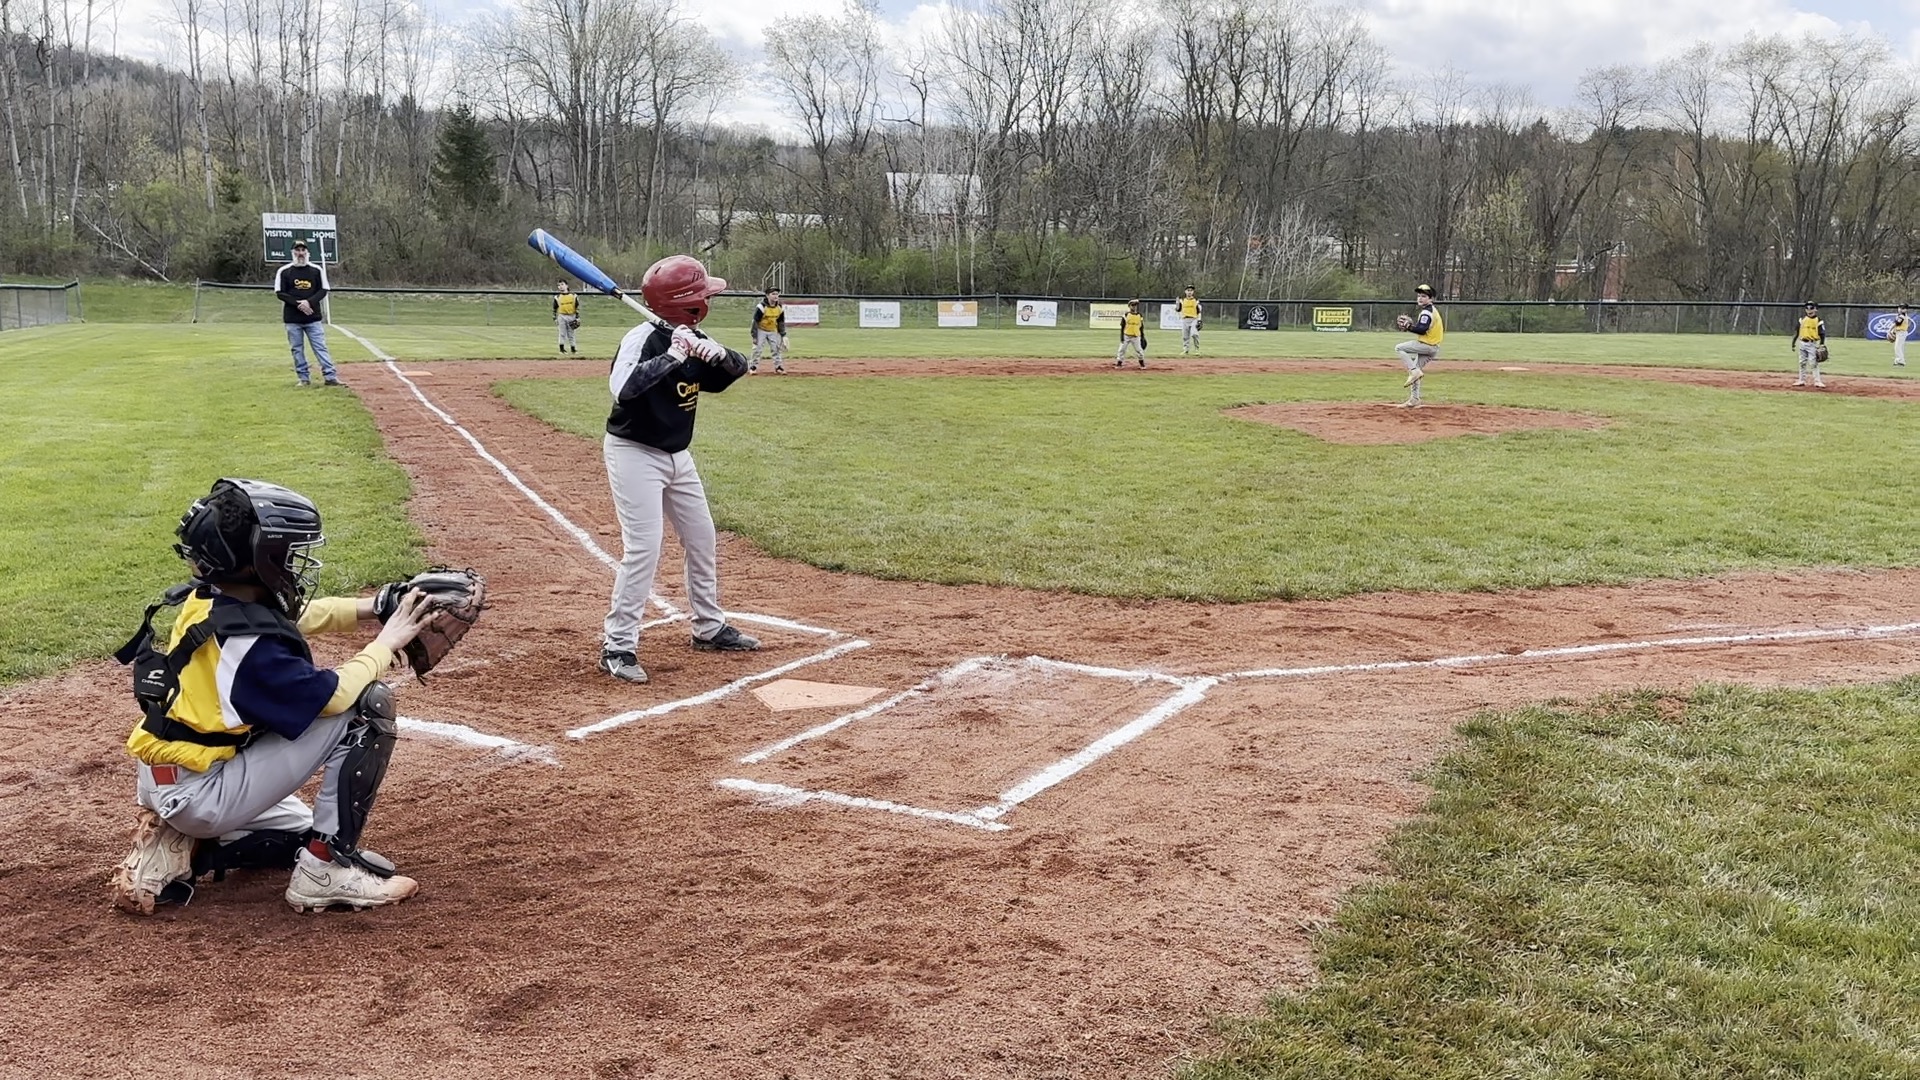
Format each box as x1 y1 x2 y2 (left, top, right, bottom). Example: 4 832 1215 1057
115 585 311 748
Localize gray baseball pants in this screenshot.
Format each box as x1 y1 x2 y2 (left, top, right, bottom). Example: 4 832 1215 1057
1797 341 1824 383
602 434 727 652
751 329 785 368
557 314 578 351
1894 330 1908 366
1115 336 1147 364
134 706 362 842
1396 340 1438 402
1182 316 1200 353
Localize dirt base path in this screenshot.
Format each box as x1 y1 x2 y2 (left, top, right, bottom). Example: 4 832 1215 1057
6 356 1920 1080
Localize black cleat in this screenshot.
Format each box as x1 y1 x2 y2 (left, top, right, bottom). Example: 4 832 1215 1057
692 625 761 652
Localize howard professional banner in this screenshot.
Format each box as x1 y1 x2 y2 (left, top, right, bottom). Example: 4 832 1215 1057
1238 303 1277 330
783 302 821 327
937 300 979 327
1088 302 1129 329
1015 300 1058 327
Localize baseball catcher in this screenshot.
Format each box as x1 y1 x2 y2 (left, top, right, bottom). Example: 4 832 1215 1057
1792 301 1827 388
109 478 456 916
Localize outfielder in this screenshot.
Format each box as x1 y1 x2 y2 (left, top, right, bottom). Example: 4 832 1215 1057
1792 302 1827 388
599 255 763 685
1890 304 1910 368
554 281 581 354
749 288 788 374
110 479 444 915
1394 284 1444 406
1114 299 1148 368
1177 286 1202 355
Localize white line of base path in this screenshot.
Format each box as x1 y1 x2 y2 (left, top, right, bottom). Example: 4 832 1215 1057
567 638 872 740
716 778 1010 832
398 716 558 765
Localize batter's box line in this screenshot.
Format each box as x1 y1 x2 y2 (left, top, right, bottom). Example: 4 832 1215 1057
567 638 873 740
398 716 558 765
723 654 1214 831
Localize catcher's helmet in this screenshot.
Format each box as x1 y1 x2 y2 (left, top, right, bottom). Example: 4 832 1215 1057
641 255 727 326
175 478 325 616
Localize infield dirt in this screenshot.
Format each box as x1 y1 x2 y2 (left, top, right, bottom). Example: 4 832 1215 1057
6 357 1920 1080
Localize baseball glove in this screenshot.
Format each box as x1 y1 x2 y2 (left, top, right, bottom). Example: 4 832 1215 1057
566 316 581 331
1395 314 1413 330
1815 344 1829 363
374 567 486 677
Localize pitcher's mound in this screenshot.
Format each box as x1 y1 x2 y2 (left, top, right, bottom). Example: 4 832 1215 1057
1226 402 1609 445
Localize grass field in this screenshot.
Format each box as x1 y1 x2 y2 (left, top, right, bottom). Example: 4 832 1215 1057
0 325 416 683
501 369 1920 600
7 315 1920 1077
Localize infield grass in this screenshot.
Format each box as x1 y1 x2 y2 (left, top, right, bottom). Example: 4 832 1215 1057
0 324 418 684
1185 681 1920 1079
498 369 1920 601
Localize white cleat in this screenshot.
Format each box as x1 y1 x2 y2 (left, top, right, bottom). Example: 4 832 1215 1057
109 809 195 915
285 849 419 913
1403 368 1424 386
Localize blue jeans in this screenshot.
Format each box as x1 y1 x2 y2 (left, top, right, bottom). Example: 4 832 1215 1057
286 321 337 383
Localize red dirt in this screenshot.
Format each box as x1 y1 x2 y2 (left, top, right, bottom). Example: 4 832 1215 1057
7 355 1920 1079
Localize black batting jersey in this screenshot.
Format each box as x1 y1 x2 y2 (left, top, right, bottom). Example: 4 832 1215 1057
604 324 746 453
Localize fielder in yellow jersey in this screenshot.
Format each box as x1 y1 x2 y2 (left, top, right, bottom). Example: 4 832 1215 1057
1891 304 1911 367
1114 299 1148 368
1394 283 1444 406
553 281 580 353
1177 286 1202 355
1791 301 1827 388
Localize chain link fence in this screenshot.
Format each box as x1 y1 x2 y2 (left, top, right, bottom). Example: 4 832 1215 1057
0 281 81 330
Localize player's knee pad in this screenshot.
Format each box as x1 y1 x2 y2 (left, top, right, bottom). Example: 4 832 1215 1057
324 681 399 876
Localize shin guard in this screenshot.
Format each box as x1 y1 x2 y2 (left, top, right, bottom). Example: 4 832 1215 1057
324 681 399 877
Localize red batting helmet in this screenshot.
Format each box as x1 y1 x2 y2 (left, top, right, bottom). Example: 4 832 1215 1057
641 255 727 326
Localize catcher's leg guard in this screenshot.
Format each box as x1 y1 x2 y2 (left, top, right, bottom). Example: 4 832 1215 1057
193 829 309 881
321 681 400 877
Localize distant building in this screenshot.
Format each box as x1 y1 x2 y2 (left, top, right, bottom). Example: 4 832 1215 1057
885 173 982 218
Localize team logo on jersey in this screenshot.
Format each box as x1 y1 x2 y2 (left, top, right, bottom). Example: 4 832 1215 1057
677 381 699 411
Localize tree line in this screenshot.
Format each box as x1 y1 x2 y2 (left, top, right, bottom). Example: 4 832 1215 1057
0 0 1914 304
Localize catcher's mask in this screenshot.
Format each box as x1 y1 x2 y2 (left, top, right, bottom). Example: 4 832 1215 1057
175 478 325 617
641 255 727 327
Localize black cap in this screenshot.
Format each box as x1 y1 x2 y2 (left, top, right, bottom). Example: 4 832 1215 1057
1415 283 1435 297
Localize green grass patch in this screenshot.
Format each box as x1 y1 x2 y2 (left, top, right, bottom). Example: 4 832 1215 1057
497 370 1920 601
1185 681 1920 1079
0 324 419 684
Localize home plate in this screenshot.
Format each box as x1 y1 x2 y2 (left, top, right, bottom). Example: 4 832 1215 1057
751 679 886 712
400 369 433 376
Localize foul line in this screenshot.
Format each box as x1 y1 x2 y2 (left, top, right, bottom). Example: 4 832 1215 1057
567 639 872 740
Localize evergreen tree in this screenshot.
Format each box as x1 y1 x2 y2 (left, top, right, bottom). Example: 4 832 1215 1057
430 105 500 217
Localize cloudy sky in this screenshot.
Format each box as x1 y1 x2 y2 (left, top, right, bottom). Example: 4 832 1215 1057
106 0 1920 130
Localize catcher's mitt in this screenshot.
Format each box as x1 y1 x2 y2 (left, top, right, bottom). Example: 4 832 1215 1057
1395 314 1413 330
375 567 486 677
1815 344 1829 363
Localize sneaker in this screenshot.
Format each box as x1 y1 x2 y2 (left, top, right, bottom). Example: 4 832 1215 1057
285 849 418 913
600 649 648 683
749 362 758 372
297 379 311 387
323 378 345 387
109 809 196 915
693 624 761 652
774 365 786 374
1814 379 1825 388
1793 378 1806 386
1114 360 1124 368
1404 368 1424 386
1138 358 1147 368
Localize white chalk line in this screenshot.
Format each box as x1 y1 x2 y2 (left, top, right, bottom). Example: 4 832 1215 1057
397 716 558 765
725 619 1920 832
567 639 872 740
716 779 1009 831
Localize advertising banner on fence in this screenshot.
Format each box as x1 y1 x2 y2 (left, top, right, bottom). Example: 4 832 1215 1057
1088 302 1129 329
1015 300 1058 327
937 300 979 327
859 301 902 328
1159 304 1185 330
1312 307 1352 332
1866 311 1910 341
784 302 821 327
1238 303 1277 330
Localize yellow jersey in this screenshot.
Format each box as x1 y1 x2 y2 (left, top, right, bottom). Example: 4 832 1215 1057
1121 312 1145 337
1416 306 1444 346
1893 316 1911 337
1797 316 1824 342
555 293 578 316
1177 297 1199 318
756 303 785 333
